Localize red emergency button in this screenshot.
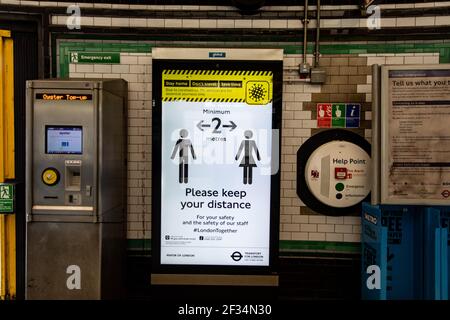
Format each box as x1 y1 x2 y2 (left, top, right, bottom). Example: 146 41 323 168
335 167 347 180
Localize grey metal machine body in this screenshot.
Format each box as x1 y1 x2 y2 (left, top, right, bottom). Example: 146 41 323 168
25 79 127 299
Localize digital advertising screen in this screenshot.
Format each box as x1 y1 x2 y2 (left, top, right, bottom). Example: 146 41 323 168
152 48 282 273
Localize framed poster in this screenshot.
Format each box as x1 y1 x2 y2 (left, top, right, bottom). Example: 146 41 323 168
380 65 450 205
152 48 282 274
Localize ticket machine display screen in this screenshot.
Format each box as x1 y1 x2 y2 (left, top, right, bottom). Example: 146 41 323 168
46 126 83 154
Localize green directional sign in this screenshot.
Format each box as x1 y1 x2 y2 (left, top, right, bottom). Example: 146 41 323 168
69 52 120 64
0 184 14 213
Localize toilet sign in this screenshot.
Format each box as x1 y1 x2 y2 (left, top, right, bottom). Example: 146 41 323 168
152 48 282 271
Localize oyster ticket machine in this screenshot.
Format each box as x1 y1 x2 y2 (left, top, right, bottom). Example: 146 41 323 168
26 79 127 299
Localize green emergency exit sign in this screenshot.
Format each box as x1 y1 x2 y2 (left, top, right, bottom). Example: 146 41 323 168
0 184 14 213
69 52 120 64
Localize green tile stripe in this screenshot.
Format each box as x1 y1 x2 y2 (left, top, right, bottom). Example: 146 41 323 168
442 48 450 63
128 239 151 251
283 43 450 61
280 240 360 253
59 41 449 78
126 239 360 253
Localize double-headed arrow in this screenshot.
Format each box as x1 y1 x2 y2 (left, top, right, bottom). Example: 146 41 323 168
196 120 237 132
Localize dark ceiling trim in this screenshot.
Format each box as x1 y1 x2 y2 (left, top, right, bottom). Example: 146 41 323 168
49 25 450 42
1 3 449 20
37 0 448 5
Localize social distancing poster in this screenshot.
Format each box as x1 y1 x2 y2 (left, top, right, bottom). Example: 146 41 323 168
152 49 282 269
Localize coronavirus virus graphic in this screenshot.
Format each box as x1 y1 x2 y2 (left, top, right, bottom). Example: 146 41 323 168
249 83 267 102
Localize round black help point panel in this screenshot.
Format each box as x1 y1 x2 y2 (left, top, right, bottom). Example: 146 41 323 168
297 129 371 216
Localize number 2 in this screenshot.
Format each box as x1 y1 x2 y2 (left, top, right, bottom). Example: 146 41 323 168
212 117 221 134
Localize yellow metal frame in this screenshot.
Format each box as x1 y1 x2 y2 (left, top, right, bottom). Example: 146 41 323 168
0 29 15 300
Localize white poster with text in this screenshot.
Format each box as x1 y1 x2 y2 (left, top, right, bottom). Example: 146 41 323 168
160 69 274 266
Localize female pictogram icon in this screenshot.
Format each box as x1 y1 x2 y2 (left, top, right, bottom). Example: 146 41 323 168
171 129 196 183
235 130 261 185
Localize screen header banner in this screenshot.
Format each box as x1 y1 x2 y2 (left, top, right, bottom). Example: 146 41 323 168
152 47 283 61
162 69 272 105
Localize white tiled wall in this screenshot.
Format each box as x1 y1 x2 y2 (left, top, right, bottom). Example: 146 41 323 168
70 52 152 239
68 49 362 242
0 0 445 256
359 52 440 106
50 15 450 30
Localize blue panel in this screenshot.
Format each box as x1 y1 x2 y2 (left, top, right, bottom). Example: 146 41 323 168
362 205 450 300
361 203 387 300
345 117 360 128
441 227 448 300
345 104 360 128
345 104 360 118
435 229 441 300
441 211 450 299
381 206 419 299
423 207 441 299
